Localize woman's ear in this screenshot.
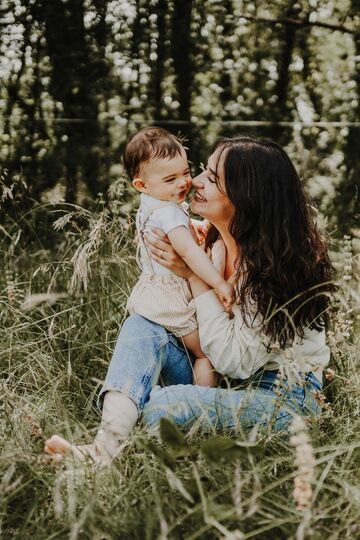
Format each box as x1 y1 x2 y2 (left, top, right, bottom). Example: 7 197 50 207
132 178 147 193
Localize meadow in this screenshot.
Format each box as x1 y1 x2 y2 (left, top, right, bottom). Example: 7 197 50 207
0 181 359 540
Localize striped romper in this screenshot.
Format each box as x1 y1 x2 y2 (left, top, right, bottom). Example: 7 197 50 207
126 193 198 338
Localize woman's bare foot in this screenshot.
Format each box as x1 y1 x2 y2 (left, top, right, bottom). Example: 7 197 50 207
44 434 100 463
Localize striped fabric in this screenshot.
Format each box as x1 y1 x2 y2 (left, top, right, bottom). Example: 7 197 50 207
127 197 199 337
127 273 198 337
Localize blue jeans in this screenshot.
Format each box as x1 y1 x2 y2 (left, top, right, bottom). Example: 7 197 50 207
99 315 322 433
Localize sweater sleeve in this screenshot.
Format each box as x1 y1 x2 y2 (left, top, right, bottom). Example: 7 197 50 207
194 290 270 379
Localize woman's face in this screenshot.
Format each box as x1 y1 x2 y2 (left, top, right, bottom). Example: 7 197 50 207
190 148 235 225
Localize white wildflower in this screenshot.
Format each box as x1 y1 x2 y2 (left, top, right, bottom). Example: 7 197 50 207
20 293 66 311
290 415 316 512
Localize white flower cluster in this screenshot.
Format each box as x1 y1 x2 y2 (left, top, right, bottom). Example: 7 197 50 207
266 339 322 388
342 235 353 283
290 415 316 511
334 308 353 340
5 269 16 305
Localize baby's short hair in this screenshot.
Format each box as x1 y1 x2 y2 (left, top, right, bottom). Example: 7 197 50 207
123 126 184 178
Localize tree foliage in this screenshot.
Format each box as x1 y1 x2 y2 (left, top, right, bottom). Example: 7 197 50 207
0 0 358 231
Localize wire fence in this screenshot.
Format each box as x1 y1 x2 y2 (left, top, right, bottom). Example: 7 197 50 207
2 117 360 127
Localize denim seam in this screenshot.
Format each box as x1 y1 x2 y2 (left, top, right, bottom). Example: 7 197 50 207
155 333 171 353
137 335 176 408
163 334 188 356
137 364 162 409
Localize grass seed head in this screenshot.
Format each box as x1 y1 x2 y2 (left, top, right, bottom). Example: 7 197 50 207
290 415 316 512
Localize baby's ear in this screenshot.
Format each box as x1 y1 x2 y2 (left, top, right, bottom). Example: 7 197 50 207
132 178 147 193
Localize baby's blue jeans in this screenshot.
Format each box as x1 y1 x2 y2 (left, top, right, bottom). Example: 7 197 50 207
98 314 322 433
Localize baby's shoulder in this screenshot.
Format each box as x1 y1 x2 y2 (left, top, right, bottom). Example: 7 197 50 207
152 202 189 218
149 203 190 233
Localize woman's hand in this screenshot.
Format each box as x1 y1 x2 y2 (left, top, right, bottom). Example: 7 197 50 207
144 227 194 280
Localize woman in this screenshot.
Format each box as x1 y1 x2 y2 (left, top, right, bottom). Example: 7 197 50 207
45 136 335 462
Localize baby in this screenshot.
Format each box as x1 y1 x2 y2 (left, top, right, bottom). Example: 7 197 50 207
125 126 235 386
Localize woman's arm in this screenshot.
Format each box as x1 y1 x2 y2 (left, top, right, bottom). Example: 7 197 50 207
144 228 269 379
193 289 268 378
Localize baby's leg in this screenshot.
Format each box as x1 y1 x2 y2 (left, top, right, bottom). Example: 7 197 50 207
181 330 218 387
193 356 218 387
44 391 138 464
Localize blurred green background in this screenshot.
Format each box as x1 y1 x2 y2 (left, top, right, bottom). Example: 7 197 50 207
1 0 359 233
0 5 359 537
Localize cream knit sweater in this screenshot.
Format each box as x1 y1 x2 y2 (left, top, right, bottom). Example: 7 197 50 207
193 239 329 384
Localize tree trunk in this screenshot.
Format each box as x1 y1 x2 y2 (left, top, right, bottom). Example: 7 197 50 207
152 0 167 120
171 0 193 121
270 6 298 143
38 0 104 202
169 0 196 164
218 0 235 111
335 0 360 233
298 30 322 119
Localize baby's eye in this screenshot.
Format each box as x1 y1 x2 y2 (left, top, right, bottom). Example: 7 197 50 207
165 178 175 183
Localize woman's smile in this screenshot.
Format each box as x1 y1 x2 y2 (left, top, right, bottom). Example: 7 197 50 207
194 191 207 202
189 149 235 226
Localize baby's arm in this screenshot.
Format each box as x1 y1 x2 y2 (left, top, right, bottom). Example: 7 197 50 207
167 226 235 307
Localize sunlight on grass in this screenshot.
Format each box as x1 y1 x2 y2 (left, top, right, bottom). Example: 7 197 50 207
0 197 359 539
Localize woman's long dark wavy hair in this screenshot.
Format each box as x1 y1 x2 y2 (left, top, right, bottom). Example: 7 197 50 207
205 136 337 349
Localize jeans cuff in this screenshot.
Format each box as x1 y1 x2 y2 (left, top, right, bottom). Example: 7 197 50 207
96 384 142 415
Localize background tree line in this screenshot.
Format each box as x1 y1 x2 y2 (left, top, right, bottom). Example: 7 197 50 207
0 0 359 234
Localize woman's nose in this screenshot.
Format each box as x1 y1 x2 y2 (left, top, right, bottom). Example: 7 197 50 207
192 174 204 187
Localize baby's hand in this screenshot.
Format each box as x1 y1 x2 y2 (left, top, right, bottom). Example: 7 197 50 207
190 219 210 245
215 281 236 309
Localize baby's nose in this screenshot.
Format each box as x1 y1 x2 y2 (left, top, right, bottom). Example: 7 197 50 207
178 176 188 186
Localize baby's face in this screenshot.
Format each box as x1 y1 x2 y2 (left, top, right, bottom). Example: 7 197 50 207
136 147 192 203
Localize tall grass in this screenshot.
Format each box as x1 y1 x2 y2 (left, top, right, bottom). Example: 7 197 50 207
0 189 359 539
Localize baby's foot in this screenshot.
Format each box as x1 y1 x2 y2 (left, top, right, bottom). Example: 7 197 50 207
44 434 101 464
